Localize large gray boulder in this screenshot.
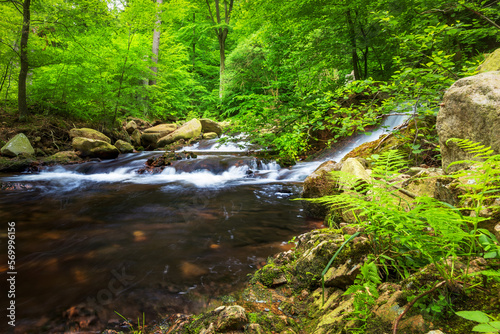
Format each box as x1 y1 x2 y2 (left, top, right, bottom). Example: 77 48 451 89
157 119 202 147
69 128 111 144
72 137 119 159
200 118 223 136
1 133 35 157
437 71 500 173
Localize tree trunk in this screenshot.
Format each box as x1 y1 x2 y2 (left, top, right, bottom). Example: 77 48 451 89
346 9 360 81
18 0 31 120
149 0 162 86
205 0 234 100
192 12 196 71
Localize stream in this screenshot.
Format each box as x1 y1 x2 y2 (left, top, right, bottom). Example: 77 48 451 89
0 114 407 332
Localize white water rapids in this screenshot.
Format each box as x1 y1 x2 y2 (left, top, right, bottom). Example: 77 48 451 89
4 114 409 188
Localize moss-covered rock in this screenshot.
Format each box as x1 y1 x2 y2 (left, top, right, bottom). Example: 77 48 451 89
1 133 35 157
114 139 134 153
478 48 500 73
200 118 223 136
157 118 202 147
72 137 119 159
301 161 342 219
69 128 111 143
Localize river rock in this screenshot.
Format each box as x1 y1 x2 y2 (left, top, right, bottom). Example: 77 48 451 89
200 118 223 136
216 305 248 331
114 140 134 153
339 158 371 190
302 161 342 219
141 132 162 149
125 120 138 134
69 128 111 144
478 48 500 73
1 133 35 157
130 129 142 147
157 118 202 147
72 137 119 159
437 71 500 173
144 123 177 134
203 132 218 139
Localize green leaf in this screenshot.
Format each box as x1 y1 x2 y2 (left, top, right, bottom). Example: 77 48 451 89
472 323 499 332
490 322 500 330
456 311 491 323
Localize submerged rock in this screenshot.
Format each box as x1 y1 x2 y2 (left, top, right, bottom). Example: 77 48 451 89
1 133 35 157
437 71 500 173
72 137 119 159
157 118 202 147
69 128 111 143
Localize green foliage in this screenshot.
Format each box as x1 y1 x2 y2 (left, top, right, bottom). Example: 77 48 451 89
456 310 500 333
344 261 381 332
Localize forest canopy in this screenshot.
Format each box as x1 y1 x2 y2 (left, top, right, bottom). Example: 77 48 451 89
1 0 499 159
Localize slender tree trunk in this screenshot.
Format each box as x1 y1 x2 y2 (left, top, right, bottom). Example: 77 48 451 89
149 0 162 86
205 0 234 100
192 12 196 71
346 9 360 80
18 0 31 120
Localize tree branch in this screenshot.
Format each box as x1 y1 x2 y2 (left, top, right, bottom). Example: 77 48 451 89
393 281 446 334
0 39 20 58
462 5 500 30
0 0 23 15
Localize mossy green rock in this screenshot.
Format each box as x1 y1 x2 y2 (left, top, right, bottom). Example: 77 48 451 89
72 137 119 159
203 132 218 139
200 118 223 136
130 129 142 146
301 160 342 219
216 305 248 331
114 139 134 153
1 133 35 157
157 118 202 146
478 48 500 73
45 151 83 164
69 128 111 143
144 123 177 134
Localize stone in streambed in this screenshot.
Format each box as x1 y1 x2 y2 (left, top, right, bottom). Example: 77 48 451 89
301 160 342 219
72 137 119 159
200 118 223 136
203 132 218 139
114 140 134 153
140 123 178 149
157 118 202 146
216 305 248 331
1 133 35 157
125 120 138 134
130 129 142 147
69 128 111 143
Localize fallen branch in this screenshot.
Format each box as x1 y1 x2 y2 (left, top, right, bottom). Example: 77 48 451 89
393 280 446 334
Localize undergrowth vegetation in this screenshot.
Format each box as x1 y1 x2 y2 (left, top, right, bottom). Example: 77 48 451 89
309 142 500 331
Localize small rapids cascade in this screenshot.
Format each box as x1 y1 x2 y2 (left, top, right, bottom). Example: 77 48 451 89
0 113 408 332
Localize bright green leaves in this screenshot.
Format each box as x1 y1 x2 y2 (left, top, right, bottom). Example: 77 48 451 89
456 311 500 333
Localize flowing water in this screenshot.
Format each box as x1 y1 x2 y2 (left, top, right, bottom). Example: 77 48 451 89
0 114 408 332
